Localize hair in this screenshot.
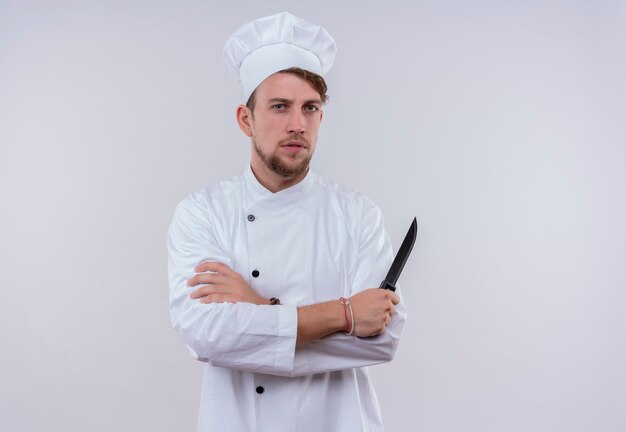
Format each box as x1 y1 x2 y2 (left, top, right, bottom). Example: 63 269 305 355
246 67 329 113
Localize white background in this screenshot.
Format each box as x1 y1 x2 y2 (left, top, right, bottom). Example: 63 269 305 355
1 1 625 431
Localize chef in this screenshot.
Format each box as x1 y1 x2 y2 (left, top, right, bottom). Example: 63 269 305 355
168 12 407 432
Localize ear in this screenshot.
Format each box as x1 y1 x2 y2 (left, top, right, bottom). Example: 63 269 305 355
236 104 253 137
319 109 324 123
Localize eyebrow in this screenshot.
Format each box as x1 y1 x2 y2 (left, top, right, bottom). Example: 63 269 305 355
267 98 323 105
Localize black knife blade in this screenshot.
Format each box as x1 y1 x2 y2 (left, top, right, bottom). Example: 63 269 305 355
379 217 418 292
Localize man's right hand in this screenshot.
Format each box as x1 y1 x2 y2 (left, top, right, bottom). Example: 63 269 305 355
349 289 400 337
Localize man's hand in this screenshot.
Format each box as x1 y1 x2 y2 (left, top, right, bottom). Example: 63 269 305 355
188 262 269 305
296 288 400 344
349 288 400 337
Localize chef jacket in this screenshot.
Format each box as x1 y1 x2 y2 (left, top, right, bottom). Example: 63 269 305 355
168 165 406 432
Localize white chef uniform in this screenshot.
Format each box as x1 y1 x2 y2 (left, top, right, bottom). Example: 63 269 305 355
168 165 407 431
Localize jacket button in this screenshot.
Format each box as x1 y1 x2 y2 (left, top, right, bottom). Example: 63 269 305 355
256 386 264 394
252 270 260 278
247 214 256 222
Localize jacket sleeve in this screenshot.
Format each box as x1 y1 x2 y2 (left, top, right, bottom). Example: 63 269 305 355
168 194 299 375
287 199 407 377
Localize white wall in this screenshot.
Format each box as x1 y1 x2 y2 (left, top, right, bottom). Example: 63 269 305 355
1 1 625 431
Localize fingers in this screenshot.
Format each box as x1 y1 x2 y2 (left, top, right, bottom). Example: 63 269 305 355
190 284 230 299
353 289 399 307
194 261 233 274
348 288 400 337
187 271 227 288
379 289 400 305
389 292 400 305
187 262 262 305
188 261 238 288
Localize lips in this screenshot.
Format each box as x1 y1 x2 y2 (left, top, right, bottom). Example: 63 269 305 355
279 133 310 148
280 141 307 153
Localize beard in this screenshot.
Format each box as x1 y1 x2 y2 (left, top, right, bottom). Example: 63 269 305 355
253 135 313 178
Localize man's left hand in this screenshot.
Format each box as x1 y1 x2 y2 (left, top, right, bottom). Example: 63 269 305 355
188 262 269 305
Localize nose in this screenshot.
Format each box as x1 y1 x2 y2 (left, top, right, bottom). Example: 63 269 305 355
287 110 305 135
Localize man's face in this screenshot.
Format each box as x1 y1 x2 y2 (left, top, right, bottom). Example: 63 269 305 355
244 72 323 181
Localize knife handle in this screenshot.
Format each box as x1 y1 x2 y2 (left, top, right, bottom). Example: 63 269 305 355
379 280 396 292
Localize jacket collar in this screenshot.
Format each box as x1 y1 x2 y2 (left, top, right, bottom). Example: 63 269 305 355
244 164 315 207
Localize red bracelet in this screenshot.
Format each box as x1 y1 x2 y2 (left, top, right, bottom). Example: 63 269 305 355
339 297 351 334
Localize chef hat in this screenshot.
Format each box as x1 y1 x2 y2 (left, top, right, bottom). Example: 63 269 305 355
223 11 337 101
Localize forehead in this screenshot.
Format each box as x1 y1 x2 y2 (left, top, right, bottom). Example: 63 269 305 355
254 72 320 102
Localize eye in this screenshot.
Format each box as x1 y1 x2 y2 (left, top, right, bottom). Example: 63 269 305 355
304 105 319 112
272 104 286 110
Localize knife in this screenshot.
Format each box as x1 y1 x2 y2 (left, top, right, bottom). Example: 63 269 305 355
379 217 418 292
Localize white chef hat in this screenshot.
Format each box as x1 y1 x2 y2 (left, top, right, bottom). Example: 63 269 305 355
223 12 337 101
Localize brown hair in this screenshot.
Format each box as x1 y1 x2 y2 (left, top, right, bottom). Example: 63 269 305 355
246 67 329 112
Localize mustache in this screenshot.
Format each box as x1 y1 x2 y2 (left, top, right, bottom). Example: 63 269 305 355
278 134 310 148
